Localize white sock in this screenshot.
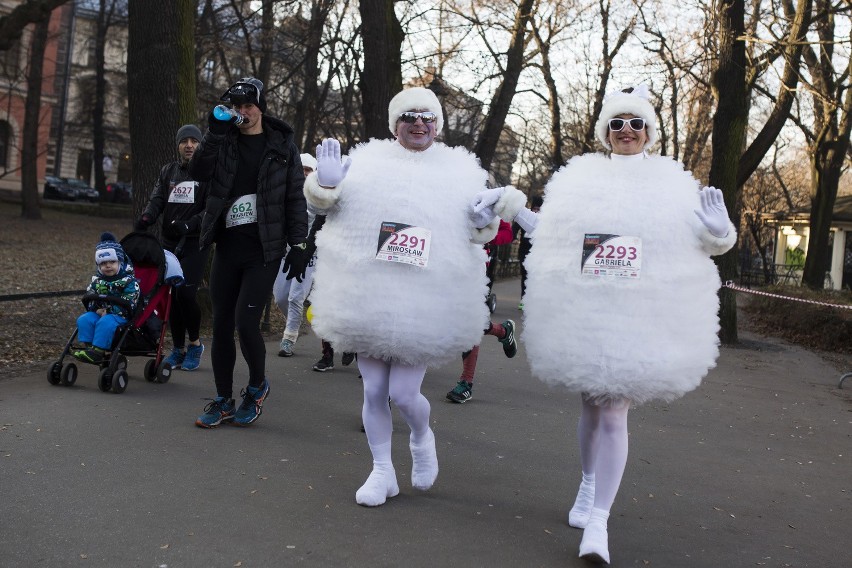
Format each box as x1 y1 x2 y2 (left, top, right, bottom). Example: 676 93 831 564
410 428 439 490
579 507 610 564
568 472 595 528
355 442 399 507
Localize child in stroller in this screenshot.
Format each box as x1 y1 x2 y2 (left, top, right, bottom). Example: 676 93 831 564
47 231 184 393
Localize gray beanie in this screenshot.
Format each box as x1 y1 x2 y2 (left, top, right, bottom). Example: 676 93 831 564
175 124 202 145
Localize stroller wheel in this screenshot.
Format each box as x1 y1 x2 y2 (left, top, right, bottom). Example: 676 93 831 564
98 367 113 392
47 361 62 385
487 293 497 313
111 369 129 394
155 361 173 384
144 359 157 382
60 363 78 386
114 355 128 371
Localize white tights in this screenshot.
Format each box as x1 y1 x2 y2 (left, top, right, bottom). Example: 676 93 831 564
358 355 431 445
577 396 630 512
354 355 437 505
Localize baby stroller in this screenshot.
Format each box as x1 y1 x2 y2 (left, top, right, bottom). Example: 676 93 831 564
47 232 176 393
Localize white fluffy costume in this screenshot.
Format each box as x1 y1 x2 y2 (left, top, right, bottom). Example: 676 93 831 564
304 139 493 367
521 153 736 404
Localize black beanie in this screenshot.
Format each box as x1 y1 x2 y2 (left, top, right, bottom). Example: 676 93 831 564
175 124 202 145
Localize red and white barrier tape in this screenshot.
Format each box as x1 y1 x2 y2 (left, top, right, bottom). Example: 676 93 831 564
723 281 852 310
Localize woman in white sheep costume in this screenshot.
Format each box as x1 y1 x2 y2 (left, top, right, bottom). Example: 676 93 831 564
304 87 500 507
475 85 737 564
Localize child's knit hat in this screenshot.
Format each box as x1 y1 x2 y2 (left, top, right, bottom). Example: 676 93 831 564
95 232 125 267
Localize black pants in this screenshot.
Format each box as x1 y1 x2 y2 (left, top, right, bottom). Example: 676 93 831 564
167 238 208 348
209 235 279 399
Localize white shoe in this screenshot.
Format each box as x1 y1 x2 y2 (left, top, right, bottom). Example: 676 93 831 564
410 429 439 490
355 467 399 507
568 474 595 528
578 508 610 564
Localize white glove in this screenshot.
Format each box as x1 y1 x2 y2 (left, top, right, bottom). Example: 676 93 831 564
315 139 351 188
471 186 505 216
694 186 730 238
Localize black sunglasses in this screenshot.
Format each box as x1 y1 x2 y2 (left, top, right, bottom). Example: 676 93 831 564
399 111 437 124
608 117 646 132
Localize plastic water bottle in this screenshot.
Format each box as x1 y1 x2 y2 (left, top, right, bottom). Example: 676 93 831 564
213 105 244 125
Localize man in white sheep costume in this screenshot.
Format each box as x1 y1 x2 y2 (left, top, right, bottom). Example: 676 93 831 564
303 87 502 507
473 84 737 564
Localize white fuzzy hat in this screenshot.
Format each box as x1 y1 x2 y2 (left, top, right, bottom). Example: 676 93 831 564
595 84 657 151
300 153 317 171
387 87 443 136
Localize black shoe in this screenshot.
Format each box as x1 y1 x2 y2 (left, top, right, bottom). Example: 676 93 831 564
499 319 518 358
341 352 356 366
313 356 334 372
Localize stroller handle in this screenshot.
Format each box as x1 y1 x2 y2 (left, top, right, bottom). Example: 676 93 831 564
81 293 133 312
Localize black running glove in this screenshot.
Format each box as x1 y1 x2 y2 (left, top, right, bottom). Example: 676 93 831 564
282 242 311 282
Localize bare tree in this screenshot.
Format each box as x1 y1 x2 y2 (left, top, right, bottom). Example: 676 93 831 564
20 17 51 220
360 0 403 140
0 0 70 51
708 0 749 344
91 0 119 197
799 0 851 289
472 0 534 172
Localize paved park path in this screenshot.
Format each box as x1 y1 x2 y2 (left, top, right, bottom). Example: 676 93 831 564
1 279 850 567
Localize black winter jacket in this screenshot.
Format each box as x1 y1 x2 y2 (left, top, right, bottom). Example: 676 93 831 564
189 114 308 263
142 160 208 249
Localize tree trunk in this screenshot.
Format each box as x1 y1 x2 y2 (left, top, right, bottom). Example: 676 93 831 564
20 17 50 220
92 0 111 197
708 0 748 344
127 0 185 216
176 0 196 124
359 0 403 141
474 0 534 173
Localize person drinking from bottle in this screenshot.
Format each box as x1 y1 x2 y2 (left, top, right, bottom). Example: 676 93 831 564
189 77 310 428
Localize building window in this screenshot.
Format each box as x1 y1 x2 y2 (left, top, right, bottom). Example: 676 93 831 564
76 149 93 183
0 121 10 168
202 59 215 84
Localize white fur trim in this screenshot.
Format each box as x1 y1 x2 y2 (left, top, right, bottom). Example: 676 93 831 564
471 216 500 245
310 140 489 366
388 87 443 136
595 85 657 151
522 154 724 404
303 172 342 210
299 153 317 170
493 186 527 221
695 219 737 256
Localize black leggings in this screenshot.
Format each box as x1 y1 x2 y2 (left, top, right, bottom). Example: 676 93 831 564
168 238 208 348
209 236 279 399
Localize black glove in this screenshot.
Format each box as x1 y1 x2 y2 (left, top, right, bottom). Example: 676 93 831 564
208 109 236 135
134 214 154 231
170 217 198 237
282 242 311 282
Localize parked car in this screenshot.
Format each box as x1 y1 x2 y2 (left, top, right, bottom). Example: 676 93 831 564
43 175 77 201
105 182 133 204
64 178 100 203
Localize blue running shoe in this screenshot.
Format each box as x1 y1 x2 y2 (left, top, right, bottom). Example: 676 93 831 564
195 397 235 428
233 379 270 426
182 343 204 371
164 347 185 369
